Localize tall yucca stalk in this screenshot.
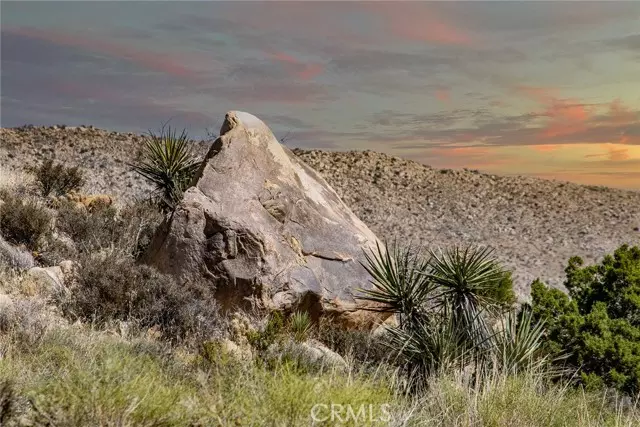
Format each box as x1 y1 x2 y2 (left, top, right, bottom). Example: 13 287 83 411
131 125 201 211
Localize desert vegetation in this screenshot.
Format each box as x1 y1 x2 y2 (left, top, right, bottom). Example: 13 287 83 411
0 127 639 425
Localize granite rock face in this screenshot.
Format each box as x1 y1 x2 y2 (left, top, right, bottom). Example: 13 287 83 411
143 111 386 328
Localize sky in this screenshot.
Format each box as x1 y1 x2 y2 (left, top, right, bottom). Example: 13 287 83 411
2 1 640 189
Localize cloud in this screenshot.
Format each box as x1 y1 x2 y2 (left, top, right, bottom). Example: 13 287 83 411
363 96 640 149
605 33 640 51
3 27 202 80
268 51 323 81
360 2 474 46
213 82 335 105
435 89 451 103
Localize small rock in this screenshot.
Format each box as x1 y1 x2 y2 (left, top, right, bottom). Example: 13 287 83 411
0 236 35 270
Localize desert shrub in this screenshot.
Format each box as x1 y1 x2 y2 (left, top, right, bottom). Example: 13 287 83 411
530 244 640 395
0 235 35 270
58 254 223 343
28 159 84 197
247 311 286 352
360 241 545 392
54 199 120 253
480 270 517 309
0 379 16 425
52 199 162 259
0 193 51 250
131 125 201 212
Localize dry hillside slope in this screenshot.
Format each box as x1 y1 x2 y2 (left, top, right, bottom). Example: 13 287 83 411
2 125 639 298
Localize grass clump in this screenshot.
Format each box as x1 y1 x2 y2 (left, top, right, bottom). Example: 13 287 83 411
289 311 312 343
0 327 394 426
28 158 84 197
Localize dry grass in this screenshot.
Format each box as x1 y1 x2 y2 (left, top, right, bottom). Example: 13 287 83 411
0 307 637 426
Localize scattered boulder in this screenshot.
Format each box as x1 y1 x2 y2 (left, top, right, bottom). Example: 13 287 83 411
266 338 348 371
0 235 35 270
25 260 78 295
299 339 348 370
143 111 387 328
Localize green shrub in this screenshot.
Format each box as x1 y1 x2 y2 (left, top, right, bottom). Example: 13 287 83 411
480 270 517 309
530 244 640 395
131 125 201 211
28 159 84 197
247 311 286 352
58 254 223 343
0 193 51 250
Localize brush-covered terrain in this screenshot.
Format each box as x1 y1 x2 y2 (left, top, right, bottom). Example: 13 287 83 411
1 123 639 426
2 125 640 296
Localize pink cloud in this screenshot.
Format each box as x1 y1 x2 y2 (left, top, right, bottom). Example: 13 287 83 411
268 51 323 81
435 89 451 103
363 3 475 46
7 27 201 80
515 85 595 139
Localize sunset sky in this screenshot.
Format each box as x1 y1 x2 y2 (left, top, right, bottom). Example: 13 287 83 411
2 1 639 189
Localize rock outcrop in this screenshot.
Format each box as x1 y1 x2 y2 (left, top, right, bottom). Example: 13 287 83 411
143 111 386 328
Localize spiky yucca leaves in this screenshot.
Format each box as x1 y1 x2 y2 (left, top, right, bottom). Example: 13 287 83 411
426 246 509 350
386 314 478 392
289 311 312 343
359 240 435 328
490 307 550 375
131 125 201 211
360 242 544 392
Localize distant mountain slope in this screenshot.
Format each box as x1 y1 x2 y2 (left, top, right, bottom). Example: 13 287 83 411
2 125 639 298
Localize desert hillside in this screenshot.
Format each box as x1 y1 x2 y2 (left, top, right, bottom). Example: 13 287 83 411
2 125 639 297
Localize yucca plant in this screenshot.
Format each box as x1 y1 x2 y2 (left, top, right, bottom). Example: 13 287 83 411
131 125 201 211
359 241 543 392
385 313 478 392
359 240 435 328
289 311 312 343
425 246 509 350
490 307 551 375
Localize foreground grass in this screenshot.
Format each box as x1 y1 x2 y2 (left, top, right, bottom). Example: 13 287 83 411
0 323 638 426
0 326 391 426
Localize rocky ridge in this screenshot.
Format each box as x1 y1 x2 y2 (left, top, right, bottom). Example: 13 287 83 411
2 125 640 298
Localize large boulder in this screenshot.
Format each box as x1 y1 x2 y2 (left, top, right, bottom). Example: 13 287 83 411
143 111 387 328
